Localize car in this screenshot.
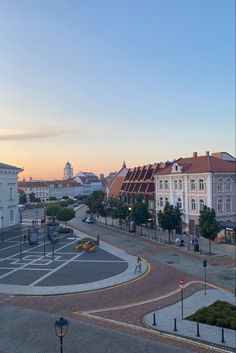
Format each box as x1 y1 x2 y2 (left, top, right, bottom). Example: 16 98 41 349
82 216 87 222
86 217 94 224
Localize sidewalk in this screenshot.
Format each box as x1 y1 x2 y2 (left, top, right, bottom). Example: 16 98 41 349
144 289 236 350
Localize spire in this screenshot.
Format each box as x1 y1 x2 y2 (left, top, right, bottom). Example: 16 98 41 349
122 160 126 168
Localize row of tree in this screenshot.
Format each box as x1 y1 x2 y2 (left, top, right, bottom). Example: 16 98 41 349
45 202 75 227
85 191 220 252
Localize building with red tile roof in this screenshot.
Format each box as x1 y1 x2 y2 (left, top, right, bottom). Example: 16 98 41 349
106 161 128 197
154 151 236 238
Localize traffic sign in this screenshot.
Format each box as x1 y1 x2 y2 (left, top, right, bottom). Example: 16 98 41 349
179 279 185 288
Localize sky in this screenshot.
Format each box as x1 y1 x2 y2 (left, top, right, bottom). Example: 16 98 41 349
0 0 235 180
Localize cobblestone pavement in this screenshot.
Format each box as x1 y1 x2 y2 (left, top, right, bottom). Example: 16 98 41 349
0 206 235 353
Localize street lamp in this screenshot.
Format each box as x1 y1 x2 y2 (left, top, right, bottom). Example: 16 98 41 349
128 207 132 232
19 209 22 260
1 216 3 242
203 259 207 295
54 317 69 353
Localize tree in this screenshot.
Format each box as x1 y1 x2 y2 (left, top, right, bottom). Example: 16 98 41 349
85 190 106 214
158 202 181 244
19 191 27 204
132 195 150 226
46 203 61 223
56 208 75 227
29 192 36 202
198 206 220 255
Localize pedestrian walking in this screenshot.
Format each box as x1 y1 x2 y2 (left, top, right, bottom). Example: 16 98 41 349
134 256 142 273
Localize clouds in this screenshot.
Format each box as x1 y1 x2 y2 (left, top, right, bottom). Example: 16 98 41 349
0 128 72 141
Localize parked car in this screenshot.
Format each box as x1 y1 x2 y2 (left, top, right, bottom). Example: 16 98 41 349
86 217 94 224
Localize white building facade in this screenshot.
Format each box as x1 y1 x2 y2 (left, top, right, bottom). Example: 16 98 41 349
0 162 23 229
155 152 236 235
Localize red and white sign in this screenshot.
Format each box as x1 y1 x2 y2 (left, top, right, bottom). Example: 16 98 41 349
179 279 185 288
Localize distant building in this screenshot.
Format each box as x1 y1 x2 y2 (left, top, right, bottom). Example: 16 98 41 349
106 161 128 197
0 162 23 228
154 151 236 238
64 162 73 180
74 172 103 195
19 179 82 201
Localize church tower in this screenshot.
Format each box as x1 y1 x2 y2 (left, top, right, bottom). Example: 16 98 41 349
64 162 73 180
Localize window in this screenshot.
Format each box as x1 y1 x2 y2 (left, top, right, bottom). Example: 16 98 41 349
190 179 195 191
9 186 14 200
9 209 14 224
217 199 223 212
177 197 182 209
191 199 196 211
160 197 163 207
179 180 183 190
199 179 204 191
165 197 168 205
226 198 231 212
159 180 163 190
225 179 231 191
217 179 223 192
199 199 204 211
164 180 168 189
174 180 178 190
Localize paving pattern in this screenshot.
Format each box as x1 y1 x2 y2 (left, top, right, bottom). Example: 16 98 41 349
0 226 129 294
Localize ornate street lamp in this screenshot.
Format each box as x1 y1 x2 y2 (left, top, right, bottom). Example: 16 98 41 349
54 317 69 353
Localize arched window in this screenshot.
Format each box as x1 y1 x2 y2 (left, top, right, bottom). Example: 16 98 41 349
191 199 196 211
174 180 178 190
159 180 163 189
199 179 204 191
218 199 223 212
160 197 163 207
177 197 182 209
226 198 231 212
165 197 168 205
199 199 204 211
164 180 168 189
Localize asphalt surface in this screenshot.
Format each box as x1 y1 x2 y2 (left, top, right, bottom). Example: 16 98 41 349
0 205 235 353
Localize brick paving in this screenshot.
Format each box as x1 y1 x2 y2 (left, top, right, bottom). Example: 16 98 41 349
0 209 235 353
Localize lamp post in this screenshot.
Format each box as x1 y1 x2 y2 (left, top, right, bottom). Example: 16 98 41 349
43 206 46 256
1 216 3 242
54 317 69 353
19 209 22 260
128 207 132 232
179 278 185 319
203 259 207 295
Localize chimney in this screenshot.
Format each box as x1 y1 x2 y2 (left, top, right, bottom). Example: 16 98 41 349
193 152 198 158
205 151 210 156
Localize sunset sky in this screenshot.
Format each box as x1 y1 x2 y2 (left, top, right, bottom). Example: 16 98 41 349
0 0 235 180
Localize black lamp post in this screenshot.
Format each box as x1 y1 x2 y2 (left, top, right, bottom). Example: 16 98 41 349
203 259 207 295
19 209 22 260
54 317 69 353
1 216 3 242
43 207 46 256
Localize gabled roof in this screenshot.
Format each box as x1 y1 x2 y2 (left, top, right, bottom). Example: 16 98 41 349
107 165 128 197
155 154 236 175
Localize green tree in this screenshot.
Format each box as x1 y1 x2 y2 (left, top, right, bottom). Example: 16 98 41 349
158 202 181 243
132 195 150 226
29 192 36 202
85 190 106 214
198 206 220 255
112 199 128 220
19 191 27 204
46 203 61 223
56 208 75 227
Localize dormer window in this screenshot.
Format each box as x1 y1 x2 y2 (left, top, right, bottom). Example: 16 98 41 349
171 163 183 174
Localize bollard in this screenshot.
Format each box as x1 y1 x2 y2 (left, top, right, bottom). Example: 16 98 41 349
196 322 200 337
152 313 156 326
174 318 177 332
221 328 225 343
